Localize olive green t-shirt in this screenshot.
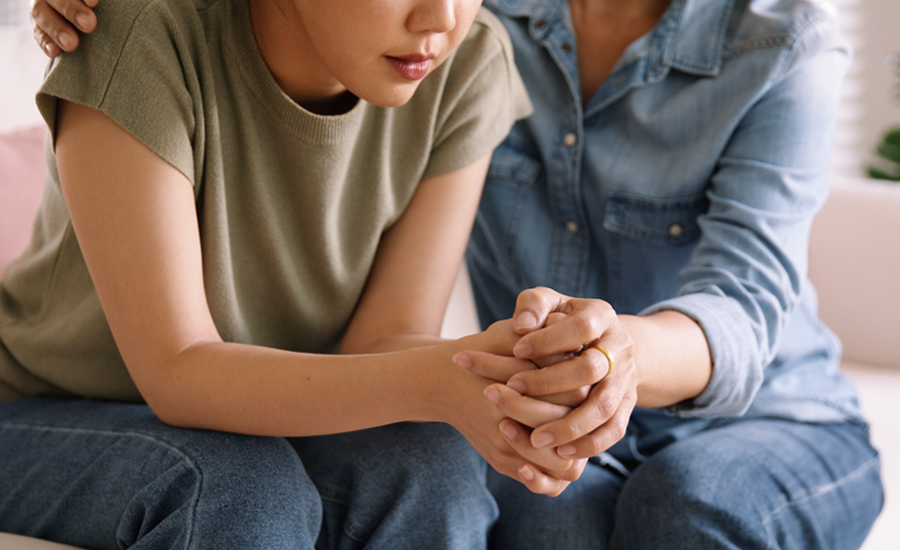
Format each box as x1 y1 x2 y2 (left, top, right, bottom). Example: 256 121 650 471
0 0 532 403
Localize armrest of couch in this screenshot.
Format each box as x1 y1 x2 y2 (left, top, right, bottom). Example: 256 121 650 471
809 176 900 369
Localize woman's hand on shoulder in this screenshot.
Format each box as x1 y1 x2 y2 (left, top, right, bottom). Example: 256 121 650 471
30 0 97 57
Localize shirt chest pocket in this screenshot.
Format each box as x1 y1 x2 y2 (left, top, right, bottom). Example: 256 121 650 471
600 193 710 313
603 193 708 246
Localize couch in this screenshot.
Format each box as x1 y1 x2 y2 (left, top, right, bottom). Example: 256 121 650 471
1 121 897 547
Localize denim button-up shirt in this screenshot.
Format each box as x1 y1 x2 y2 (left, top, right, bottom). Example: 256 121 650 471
468 0 863 427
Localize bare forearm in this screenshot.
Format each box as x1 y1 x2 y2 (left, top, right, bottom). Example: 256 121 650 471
143 341 452 436
620 310 713 408
339 332 446 355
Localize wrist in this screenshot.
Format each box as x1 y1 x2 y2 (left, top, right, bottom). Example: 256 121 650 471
400 339 476 424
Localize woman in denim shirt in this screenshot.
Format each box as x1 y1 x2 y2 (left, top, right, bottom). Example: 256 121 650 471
454 0 885 547
34 0 884 547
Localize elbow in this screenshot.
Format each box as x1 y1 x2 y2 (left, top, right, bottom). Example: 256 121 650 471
123 346 205 429
133 373 192 428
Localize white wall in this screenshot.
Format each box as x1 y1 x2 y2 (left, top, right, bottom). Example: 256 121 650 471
0 25 47 133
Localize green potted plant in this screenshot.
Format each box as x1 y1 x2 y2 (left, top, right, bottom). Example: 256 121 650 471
869 53 900 181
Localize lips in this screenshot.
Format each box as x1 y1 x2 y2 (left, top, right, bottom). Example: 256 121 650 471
385 54 435 81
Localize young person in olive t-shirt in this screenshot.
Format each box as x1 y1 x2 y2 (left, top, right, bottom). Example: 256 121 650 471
0 0 594 548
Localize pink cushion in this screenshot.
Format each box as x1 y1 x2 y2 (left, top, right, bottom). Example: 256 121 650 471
0 125 46 274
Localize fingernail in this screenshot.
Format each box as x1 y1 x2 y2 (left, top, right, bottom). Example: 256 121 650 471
518 464 535 481
484 386 500 405
58 32 75 51
75 12 90 31
558 445 576 457
513 340 533 359
533 432 555 448
507 378 527 394
515 311 537 330
500 421 517 440
452 352 470 368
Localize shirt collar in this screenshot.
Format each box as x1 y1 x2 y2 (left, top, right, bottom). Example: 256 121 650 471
485 0 734 78
669 0 734 77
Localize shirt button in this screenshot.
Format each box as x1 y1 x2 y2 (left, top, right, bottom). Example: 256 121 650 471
534 18 547 30
668 223 684 238
653 61 666 74
561 42 573 54
612 74 626 86
563 132 577 147
566 220 579 234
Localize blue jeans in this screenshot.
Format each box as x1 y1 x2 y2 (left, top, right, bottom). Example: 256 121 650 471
0 397 497 550
488 418 883 550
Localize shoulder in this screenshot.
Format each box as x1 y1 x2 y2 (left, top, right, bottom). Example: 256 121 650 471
42 0 216 97
90 0 207 38
449 7 518 77
418 6 530 122
38 0 218 182
723 0 845 55
402 7 531 179
43 0 210 85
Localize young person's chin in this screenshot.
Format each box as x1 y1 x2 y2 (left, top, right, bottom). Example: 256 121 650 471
358 82 423 109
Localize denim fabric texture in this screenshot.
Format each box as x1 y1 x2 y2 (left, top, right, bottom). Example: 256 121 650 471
487 419 882 550
470 0 861 423
470 0 883 546
0 397 496 549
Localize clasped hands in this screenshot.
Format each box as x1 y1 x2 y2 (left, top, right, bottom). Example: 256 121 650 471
455 287 637 497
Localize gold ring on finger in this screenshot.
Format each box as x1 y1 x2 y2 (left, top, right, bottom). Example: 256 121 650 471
591 343 615 378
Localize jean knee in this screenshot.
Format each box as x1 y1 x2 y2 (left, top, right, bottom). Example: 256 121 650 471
298 422 489 498
611 421 883 550
119 430 322 550
294 423 496 550
0 398 322 550
611 441 767 550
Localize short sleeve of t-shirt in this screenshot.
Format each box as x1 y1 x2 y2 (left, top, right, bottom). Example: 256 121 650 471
422 8 533 180
36 0 201 184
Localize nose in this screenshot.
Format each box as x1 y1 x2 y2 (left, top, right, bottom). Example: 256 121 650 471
407 0 456 34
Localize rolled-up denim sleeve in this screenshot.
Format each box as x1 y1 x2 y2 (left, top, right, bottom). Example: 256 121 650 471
640 18 850 417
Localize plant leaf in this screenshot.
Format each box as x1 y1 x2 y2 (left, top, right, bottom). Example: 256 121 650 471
868 167 900 181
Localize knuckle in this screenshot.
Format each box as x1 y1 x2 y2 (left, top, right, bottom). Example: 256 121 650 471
581 353 604 381
57 1 77 23
518 287 548 309
558 467 579 482
573 385 591 402
31 5 46 27
594 300 616 318
607 416 628 440
593 391 618 418
548 481 568 497
519 288 540 301
519 371 550 396
556 422 580 444
612 416 628 440
35 31 53 56
583 433 607 455
571 313 596 337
